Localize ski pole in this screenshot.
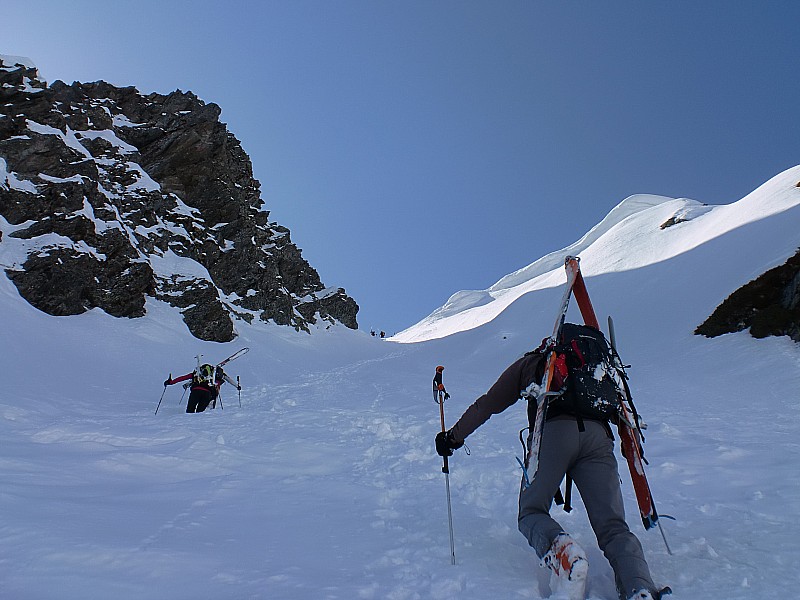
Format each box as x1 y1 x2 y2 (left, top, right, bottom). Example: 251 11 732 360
434 366 456 565
237 376 241 408
154 374 170 415
658 519 673 555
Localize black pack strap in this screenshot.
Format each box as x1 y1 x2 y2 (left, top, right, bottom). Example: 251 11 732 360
571 392 586 432
554 476 573 513
563 475 573 512
575 413 585 432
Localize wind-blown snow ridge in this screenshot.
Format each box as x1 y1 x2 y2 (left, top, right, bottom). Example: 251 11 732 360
392 165 800 343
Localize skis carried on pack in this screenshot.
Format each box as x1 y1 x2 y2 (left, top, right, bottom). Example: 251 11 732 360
608 317 672 553
210 348 248 410
570 261 661 532
201 347 250 384
526 256 581 481
572 259 665 537
192 347 249 377
217 347 249 368
526 256 665 538
601 314 659 531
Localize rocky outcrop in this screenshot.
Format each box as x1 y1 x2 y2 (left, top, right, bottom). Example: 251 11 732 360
695 248 800 342
0 56 358 341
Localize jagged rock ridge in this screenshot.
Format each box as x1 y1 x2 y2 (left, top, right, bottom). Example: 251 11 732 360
0 56 358 341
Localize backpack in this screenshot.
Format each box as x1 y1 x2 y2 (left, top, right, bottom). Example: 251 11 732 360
193 363 216 388
547 323 623 424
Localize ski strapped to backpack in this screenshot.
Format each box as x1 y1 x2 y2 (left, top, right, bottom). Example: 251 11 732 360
523 256 664 535
206 348 249 409
217 347 249 368
192 348 250 384
524 256 581 485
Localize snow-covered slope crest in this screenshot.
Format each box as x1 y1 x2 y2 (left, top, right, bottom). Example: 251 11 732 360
392 165 800 343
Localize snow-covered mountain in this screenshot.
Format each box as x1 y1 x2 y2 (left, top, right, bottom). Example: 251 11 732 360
0 55 358 341
393 166 800 344
2 129 799 600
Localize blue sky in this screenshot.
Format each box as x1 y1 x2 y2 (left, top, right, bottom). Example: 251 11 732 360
4 1 799 334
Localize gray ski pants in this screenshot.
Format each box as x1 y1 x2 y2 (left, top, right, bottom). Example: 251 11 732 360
518 417 655 597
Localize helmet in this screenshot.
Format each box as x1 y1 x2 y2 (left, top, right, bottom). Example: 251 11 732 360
436 365 444 373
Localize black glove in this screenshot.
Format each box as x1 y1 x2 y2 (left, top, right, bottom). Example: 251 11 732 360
443 392 450 400
164 378 172 386
237 384 242 391
435 429 463 457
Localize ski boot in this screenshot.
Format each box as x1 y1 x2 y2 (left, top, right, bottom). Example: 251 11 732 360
627 587 673 600
542 533 589 600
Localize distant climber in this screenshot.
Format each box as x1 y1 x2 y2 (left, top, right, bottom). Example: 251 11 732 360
164 363 239 413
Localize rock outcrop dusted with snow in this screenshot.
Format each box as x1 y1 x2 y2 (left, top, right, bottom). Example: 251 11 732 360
0 56 358 341
696 248 800 342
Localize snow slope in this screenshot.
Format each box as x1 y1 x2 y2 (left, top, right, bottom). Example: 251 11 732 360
393 166 800 343
2 166 800 599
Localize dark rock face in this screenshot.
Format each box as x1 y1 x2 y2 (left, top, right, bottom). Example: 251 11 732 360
695 248 800 342
0 57 358 341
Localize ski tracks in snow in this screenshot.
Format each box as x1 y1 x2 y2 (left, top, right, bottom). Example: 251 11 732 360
5 335 794 598
257 352 618 600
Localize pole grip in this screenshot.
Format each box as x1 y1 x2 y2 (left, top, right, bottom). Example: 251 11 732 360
437 386 450 473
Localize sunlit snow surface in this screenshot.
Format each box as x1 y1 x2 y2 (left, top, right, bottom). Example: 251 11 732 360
2 166 800 599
